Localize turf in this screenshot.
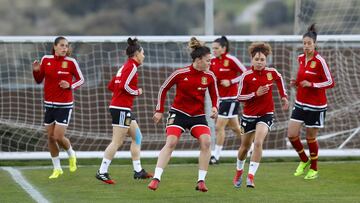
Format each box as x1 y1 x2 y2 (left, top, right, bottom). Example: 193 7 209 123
2 161 359 203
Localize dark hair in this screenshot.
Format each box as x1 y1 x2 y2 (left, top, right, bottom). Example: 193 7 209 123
51 36 71 56
248 42 272 58
126 37 143 57
188 37 210 62
303 23 317 43
214 35 229 52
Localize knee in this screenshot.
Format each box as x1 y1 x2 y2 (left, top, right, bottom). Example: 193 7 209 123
253 141 263 149
200 139 211 150
215 125 224 133
165 140 178 150
239 145 248 155
48 135 57 142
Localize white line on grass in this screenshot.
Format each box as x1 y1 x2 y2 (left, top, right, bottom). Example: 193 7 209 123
1 167 50 203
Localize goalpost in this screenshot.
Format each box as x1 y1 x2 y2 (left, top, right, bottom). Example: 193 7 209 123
1 35 360 159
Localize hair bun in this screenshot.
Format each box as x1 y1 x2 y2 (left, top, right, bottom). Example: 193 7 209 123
188 37 203 50
307 23 317 34
127 37 138 46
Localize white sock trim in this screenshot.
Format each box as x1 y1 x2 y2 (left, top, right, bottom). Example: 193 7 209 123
153 167 163 181
236 158 246 171
132 160 142 172
51 156 61 170
214 145 223 160
99 158 112 174
248 161 260 176
198 170 207 181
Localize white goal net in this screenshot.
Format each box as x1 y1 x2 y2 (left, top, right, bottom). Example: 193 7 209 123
0 35 360 159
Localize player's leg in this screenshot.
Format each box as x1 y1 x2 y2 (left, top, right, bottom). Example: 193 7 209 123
129 120 153 179
210 117 228 164
148 131 180 190
304 127 319 180
233 131 254 188
46 123 64 179
96 108 130 184
53 108 77 172
192 125 211 192
44 107 63 179
303 109 325 180
228 116 242 138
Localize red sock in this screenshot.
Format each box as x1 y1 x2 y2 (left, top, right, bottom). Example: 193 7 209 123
289 136 309 162
307 138 318 171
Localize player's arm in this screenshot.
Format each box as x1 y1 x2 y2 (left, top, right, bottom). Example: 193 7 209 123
208 73 219 118
273 70 289 110
122 65 141 95
230 56 247 84
70 60 84 90
155 71 179 114
237 75 256 101
32 58 45 84
311 60 334 89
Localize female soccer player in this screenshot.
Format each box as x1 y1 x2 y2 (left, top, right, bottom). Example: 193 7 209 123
209 36 247 164
32 36 84 179
106 72 153 180
233 42 288 188
96 37 151 184
288 24 334 180
148 37 218 192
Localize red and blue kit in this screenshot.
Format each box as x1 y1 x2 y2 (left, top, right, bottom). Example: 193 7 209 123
33 55 84 108
237 66 287 117
210 53 247 100
294 51 334 109
156 65 219 138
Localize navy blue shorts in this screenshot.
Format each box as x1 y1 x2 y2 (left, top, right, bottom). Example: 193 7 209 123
218 99 240 118
44 107 72 126
240 114 274 134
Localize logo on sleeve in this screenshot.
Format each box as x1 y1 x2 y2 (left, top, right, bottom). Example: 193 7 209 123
310 61 317 69
266 73 273 81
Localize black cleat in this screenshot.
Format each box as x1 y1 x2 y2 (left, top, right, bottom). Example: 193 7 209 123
134 169 153 179
209 156 219 165
95 170 116 184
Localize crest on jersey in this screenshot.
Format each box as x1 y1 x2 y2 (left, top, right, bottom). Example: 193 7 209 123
223 59 229 67
266 73 273 81
310 61 317 68
61 61 68 69
201 77 208 85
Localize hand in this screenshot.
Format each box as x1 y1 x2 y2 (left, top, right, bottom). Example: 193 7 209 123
281 97 289 110
256 85 269 97
32 60 40 72
220 80 231 87
138 88 143 95
153 112 163 124
290 78 297 87
59 80 70 89
300 80 311 87
210 107 218 119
